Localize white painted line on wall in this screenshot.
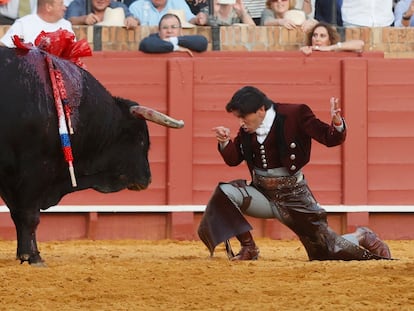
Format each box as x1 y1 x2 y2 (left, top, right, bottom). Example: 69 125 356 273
0 205 413 213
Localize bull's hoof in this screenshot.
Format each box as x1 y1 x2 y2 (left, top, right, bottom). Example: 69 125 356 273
18 252 46 267
18 253 30 263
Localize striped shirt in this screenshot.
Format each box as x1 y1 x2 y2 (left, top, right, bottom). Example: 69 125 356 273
243 0 266 19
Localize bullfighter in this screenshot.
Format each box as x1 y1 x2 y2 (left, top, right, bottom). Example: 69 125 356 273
198 86 391 261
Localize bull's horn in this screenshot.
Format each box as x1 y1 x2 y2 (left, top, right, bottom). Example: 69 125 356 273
130 106 184 129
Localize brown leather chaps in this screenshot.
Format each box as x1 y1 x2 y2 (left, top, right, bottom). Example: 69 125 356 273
198 180 387 260
198 184 252 256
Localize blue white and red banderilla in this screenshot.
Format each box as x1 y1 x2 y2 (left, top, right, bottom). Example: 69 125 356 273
45 55 77 187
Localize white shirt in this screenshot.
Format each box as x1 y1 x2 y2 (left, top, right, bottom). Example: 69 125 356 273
256 106 276 144
341 0 394 27
0 13 74 47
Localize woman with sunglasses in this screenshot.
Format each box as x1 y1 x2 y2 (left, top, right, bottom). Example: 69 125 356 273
300 21 364 55
260 0 317 32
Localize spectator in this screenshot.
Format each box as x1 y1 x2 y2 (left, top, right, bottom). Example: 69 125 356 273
341 0 394 27
201 0 255 26
300 21 364 55
139 13 207 55
0 0 36 25
129 0 206 26
0 0 72 47
394 0 414 27
260 0 317 33
65 0 138 29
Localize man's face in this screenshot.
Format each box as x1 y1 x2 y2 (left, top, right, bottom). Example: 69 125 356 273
49 0 66 21
232 106 266 133
271 0 289 16
159 16 181 39
152 0 167 9
92 0 111 12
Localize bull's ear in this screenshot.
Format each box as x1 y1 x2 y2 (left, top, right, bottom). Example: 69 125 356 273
130 105 184 129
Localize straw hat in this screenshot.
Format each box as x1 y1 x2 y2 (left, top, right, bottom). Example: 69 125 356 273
284 9 306 26
96 7 125 27
167 9 195 28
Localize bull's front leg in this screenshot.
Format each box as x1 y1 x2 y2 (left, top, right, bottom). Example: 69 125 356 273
10 208 44 266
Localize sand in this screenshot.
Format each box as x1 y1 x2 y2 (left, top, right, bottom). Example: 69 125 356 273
0 239 413 311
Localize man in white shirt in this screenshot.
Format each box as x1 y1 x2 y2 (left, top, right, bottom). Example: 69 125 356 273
341 0 394 27
0 0 73 47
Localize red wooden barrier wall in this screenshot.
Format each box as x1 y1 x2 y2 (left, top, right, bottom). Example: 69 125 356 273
1 51 413 242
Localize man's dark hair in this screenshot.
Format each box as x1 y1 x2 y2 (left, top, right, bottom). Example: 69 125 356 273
225 86 272 117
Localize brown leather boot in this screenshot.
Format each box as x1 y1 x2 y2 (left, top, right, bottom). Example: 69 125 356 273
231 231 260 261
355 227 391 259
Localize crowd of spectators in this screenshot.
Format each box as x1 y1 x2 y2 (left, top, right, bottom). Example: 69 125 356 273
0 0 410 53
0 0 407 28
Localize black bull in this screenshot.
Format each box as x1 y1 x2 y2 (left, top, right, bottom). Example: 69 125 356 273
0 47 184 265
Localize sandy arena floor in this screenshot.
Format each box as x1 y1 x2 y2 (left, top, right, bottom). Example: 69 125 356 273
0 238 413 311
